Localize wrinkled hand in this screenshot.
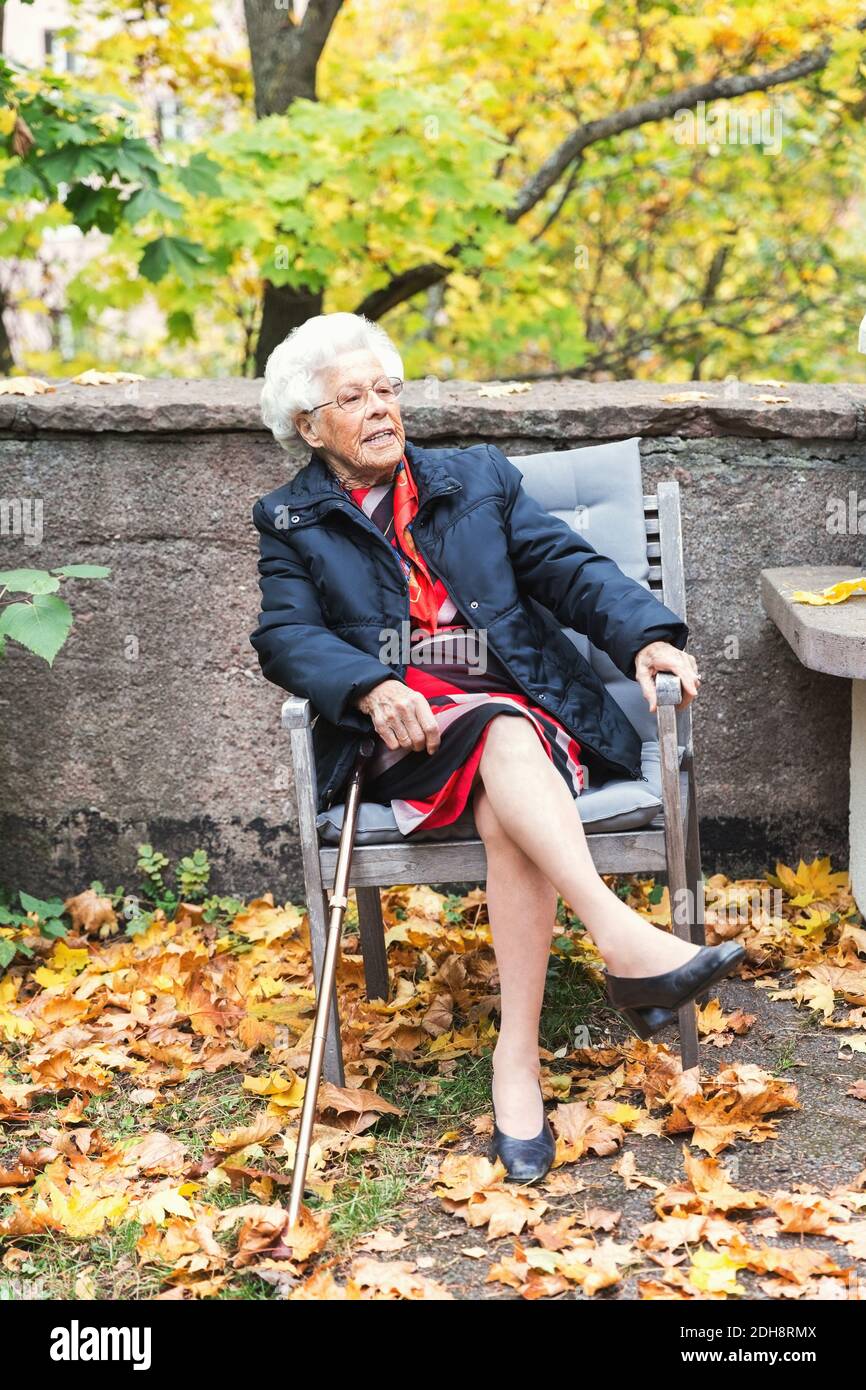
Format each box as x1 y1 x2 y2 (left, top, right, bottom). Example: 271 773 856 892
634 641 701 714
355 679 441 754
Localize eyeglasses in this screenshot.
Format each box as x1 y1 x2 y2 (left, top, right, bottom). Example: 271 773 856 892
308 375 403 415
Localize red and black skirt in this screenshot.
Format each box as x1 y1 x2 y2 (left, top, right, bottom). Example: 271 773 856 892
363 629 585 836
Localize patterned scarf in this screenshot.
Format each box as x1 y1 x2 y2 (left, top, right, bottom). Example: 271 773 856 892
342 452 444 634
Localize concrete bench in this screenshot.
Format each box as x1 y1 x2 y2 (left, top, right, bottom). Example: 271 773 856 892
761 565 866 909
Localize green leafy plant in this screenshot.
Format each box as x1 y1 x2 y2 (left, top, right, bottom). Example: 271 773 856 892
176 849 211 902
136 844 172 908
441 893 466 924
0 850 240 960
201 894 245 927
0 889 69 969
18 891 68 938
89 880 127 909
133 843 216 929
0 566 110 665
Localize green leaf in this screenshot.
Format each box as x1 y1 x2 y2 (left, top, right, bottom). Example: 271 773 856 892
64 183 124 234
39 145 105 186
108 138 162 184
0 940 16 970
52 564 111 579
20 891 66 920
139 235 211 284
166 310 195 343
123 185 184 223
0 569 60 595
1 165 43 199
42 918 68 939
176 153 223 198
0 594 73 665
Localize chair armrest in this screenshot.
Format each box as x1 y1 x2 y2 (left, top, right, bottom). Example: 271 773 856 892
281 696 312 730
655 671 682 776
654 672 682 707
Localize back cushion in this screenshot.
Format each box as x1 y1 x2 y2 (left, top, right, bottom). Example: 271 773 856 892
507 438 663 745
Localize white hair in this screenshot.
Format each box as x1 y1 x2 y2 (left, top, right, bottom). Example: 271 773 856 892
259 311 405 451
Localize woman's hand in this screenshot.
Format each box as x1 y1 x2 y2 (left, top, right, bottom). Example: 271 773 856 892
634 640 701 714
356 679 441 753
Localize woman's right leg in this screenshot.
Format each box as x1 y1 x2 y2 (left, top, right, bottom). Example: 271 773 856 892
472 776 557 1139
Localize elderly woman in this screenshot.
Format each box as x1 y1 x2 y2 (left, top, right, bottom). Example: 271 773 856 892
250 311 743 1183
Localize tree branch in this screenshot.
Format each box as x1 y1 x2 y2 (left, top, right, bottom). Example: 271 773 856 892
507 42 832 221
354 37 842 320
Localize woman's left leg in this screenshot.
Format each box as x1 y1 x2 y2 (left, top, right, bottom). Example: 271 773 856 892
476 714 701 977
473 777 558 1140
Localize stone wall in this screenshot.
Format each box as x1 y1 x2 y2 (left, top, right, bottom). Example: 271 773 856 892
2 378 865 899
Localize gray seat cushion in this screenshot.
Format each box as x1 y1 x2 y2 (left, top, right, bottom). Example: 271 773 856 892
316 740 686 846
316 437 688 849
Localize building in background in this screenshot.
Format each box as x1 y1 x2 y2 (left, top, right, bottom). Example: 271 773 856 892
1 0 248 369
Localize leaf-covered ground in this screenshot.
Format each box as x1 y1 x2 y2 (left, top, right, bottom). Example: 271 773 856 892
1 858 865 1301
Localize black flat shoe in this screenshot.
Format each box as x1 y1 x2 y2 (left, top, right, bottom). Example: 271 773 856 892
622 1003 678 1041
605 941 746 1015
488 1078 556 1184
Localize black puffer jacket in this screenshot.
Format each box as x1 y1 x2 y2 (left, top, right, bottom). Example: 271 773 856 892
250 438 688 811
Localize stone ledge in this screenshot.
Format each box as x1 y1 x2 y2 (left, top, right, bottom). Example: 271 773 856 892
761 566 866 679
2 378 866 440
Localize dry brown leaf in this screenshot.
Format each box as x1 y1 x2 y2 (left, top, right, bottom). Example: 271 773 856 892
209 1113 283 1153
316 1081 401 1131
612 1149 668 1194
348 1256 454 1299
551 1100 625 1161
0 376 54 396
356 1227 410 1253
63 889 118 937
475 382 532 398
11 115 35 158
70 370 145 386
119 1132 189 1177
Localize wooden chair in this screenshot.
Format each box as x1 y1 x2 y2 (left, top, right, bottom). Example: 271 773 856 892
281 439 704 1085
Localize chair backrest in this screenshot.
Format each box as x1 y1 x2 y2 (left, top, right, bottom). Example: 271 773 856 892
508 438 691 751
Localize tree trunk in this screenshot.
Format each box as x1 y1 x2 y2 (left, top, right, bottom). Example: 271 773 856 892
243 0 343 371
254 281 323 375
0 5 15 373
0 292 14 375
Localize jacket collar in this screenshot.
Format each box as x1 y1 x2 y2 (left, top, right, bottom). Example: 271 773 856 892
281 438 461 512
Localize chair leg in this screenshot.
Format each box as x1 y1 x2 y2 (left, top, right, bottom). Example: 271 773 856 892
288 716 346 1087
685 762 705 949
355 886 390 1002
303 887 346 1089
685 762 715 1010
657 703 700 1073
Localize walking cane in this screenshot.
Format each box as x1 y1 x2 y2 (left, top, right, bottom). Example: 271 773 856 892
288 734 377 1228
